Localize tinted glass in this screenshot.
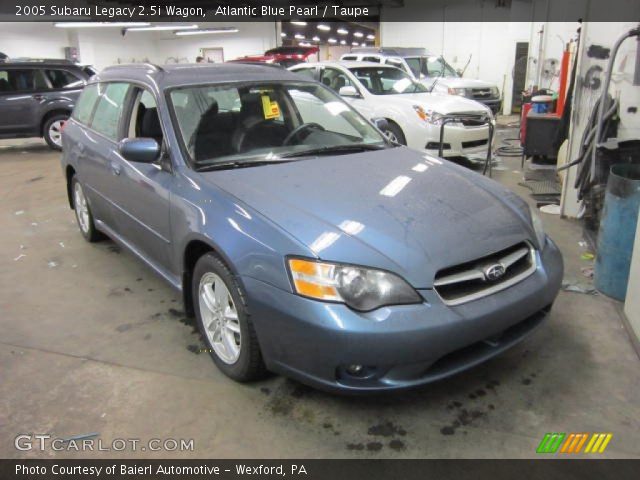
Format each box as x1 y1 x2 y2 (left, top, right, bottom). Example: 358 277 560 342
349 67 427 95
45 69 83 89
73 84 100 125
292 67 316 80
319 68 354 91
0 69 48 92
90 83 130 140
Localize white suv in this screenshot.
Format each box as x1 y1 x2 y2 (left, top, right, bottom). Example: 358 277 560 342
341 48 502 115
289 61 493 162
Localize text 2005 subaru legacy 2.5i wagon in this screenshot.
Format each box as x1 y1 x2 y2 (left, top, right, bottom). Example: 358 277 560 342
61 63 563 393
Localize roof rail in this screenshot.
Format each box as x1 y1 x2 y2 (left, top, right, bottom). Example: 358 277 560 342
102 62 164 72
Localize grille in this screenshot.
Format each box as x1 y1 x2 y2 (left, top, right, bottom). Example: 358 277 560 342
433 242 536 306
471 88 494 99
462 139 488 149
446 114 489 127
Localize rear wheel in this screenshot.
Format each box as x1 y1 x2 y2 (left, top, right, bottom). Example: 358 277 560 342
71 176 102 242
43 113 69 150
193 253 266 382
381 121 406 145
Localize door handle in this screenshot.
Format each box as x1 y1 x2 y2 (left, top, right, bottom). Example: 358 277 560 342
111 163 121 176
32 94 44 101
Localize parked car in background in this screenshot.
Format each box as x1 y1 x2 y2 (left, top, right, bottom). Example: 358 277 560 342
290 61 493 162
230 46 319 68
61 63 562 393
0 59 93 149
341 48 502 114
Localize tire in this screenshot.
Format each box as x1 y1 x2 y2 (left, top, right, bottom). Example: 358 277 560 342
192 253 266 382
381 121 406 145
71 175 102 242
43 113 69 150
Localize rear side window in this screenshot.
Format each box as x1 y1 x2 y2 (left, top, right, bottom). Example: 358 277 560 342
90 83 130 140
0 69 48 92
45 69 83 89
292 67 316 79
341 55 357 61
362 56 381 63
73 84 100 125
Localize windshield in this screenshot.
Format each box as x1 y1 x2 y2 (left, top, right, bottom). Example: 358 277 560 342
169 81 387 167
405 56 458 78
348 67 428 95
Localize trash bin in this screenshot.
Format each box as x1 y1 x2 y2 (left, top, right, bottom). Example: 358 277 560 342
531 95 553 114
595 164 640 300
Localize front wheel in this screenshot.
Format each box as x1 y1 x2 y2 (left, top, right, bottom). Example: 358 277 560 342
193 253 266 382
381 121 406 145
43 114 69 150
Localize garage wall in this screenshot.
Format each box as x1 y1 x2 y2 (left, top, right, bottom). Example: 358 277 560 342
561 21 640 218
0 22 277 70
0 22 72 59
155 22 277 64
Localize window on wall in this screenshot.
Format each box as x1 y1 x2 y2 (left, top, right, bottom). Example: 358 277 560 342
90 83 130 140
72 84 100 125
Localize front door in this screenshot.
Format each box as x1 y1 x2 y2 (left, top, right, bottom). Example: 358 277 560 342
109 88 173 270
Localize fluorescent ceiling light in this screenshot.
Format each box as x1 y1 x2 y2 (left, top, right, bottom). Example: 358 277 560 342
340 40 346 45
337 28 348 35
127 25 198 32
294 34 305 39
175 28 238 36
281 32 287 37
354 32 364 38
328 38 337 43
299 42 311 47
312 36 320 42
291 21 307 26
55 22 150 28
352 42 359 46
317 24 330 31
367 34 375 40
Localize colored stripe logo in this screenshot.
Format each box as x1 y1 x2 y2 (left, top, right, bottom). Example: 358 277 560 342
537 433 612 454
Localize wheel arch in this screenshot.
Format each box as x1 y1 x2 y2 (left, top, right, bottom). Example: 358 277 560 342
40 109 71 137
181 236 243 318
65 165 76 209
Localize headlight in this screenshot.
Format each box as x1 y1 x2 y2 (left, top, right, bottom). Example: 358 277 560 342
529 206 546 248
448 87 468 96
288 258 422 311
490 86 500 97
413 105 444 125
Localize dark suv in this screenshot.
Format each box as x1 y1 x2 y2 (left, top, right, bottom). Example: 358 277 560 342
0 59 94 149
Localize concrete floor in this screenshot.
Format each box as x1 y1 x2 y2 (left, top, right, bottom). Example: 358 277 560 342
1 132 639 459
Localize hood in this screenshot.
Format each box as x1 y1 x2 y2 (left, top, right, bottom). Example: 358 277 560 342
201 148 534 287
396 92 490 115
431 77 498 89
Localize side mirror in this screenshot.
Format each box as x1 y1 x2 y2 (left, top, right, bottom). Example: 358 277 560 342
456 69 463 76
338 85 359 97
118 138 160 163
371 117 389 132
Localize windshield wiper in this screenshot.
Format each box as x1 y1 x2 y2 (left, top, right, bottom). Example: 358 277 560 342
195 158 293 172
277 143 389 159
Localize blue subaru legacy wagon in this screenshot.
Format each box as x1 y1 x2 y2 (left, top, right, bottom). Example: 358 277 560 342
61 63 563 393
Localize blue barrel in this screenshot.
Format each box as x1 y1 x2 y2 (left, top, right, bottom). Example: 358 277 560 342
595 164 640 300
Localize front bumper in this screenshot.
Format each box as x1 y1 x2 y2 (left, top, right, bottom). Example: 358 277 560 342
413 122 490 160
244 238 563 393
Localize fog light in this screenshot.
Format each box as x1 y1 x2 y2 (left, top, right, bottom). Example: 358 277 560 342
347 364 364 375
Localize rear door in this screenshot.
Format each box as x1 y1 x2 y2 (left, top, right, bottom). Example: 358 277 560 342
78 82 131 231
0 67 48 135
